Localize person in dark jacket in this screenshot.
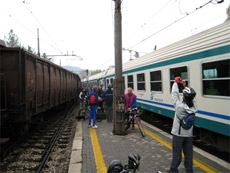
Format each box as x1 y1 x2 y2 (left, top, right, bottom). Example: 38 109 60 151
103 85 113 122
79 88 86 100
98 84 104 97
98 84 105 113
87 86 99 129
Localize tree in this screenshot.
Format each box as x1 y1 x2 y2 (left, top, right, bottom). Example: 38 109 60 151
4 30 50 60
42 52 47 59
80 70 88 79
26 45 36 54
226 4 230 22
4 29 20 47
91 69 102 75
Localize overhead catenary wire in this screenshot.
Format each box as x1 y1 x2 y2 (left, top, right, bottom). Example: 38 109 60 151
178 0 188 15
124 0 172 43
129 0 219 49
162 13 226 48
8 14 64 54
24 3 63 55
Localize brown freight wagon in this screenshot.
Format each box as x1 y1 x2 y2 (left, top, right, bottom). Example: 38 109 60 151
0 45 81 133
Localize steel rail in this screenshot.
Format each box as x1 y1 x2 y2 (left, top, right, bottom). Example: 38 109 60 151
36 104 75 173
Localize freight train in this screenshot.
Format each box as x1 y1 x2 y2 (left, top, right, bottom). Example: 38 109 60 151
82 21 230 152
0 42 81 135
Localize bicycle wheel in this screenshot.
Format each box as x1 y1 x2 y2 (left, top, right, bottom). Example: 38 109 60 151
136 117 145 137
84 109 90 120
77 109 83 119
96 110 102 122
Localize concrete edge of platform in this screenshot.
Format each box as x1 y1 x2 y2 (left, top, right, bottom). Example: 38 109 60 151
68 119 83 173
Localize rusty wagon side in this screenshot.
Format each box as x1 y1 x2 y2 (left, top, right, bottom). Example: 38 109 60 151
0 46 81 133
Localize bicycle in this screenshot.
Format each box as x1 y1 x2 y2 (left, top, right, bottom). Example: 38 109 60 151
96 106 106 122
107 153 140 173
96 99 106 122
125 107 145 137
78 97 90 120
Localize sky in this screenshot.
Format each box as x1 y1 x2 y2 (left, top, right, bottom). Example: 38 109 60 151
0 0 229 72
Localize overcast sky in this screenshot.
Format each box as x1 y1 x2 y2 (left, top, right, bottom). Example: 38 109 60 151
0 0 229 71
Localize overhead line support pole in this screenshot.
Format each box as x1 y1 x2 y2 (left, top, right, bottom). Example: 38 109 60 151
113 0 125 135
37 28 40 57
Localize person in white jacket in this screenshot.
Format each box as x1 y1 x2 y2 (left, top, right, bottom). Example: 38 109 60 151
169 77 197 173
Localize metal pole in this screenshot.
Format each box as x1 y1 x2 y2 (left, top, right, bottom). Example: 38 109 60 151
86 69 89 89
113 0 125 135
37 28 40 57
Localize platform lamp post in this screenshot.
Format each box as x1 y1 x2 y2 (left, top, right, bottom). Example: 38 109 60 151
113 0 125 135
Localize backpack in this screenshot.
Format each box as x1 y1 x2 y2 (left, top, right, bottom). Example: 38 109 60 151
89 94 96 105
177 113 196 134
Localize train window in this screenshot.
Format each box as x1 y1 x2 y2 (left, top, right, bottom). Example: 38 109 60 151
110 78 113 87
107 79 109 85
137 73 145 91
150 70 162 92
170 66 188 93
202 59 230 97
127 75 134 89
123 76 125 89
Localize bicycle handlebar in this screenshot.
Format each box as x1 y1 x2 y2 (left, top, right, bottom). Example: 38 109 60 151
127 106 142 114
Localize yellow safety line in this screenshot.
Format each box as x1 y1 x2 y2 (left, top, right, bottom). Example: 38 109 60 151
90 127 107 173
135 125 219 173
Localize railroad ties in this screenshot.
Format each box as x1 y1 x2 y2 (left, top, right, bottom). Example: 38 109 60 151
0 104 77 172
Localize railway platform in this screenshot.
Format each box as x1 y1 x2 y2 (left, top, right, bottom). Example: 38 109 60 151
68 118 230 173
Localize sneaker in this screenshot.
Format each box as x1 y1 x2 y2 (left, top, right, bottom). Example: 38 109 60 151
92 125 98 129
88 125 91 128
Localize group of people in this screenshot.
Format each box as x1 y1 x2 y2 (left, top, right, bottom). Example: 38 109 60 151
79 76 198 172
79 84 114 129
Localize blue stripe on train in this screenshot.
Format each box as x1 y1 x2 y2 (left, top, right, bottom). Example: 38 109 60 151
136 101 230 136
136 98 230 120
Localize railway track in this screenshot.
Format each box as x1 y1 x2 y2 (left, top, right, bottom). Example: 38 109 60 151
0 103 78 172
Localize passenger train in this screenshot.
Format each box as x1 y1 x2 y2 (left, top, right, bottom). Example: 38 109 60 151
82 21 230 152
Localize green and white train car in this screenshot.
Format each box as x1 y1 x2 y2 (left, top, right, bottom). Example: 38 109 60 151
83 21 230 151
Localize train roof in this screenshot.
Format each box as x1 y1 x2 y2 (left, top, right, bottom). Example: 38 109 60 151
83 21 230 81
120 21 230 74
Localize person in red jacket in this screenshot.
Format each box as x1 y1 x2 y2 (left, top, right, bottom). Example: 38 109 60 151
124 88 136 112
124 88 137 129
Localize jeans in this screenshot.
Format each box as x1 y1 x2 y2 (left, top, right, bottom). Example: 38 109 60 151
170 135 193 173
105 104 113 122
89 105 97 126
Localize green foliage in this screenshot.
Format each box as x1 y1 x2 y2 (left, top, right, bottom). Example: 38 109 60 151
42 52 47 59
23 45 36 54
4 29 49 60
4 29 20 47
91 69 102 76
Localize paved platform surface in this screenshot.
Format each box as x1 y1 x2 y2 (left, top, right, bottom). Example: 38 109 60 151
69 118 230 173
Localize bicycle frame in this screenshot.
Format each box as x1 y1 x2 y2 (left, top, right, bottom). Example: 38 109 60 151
126 107 145 137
